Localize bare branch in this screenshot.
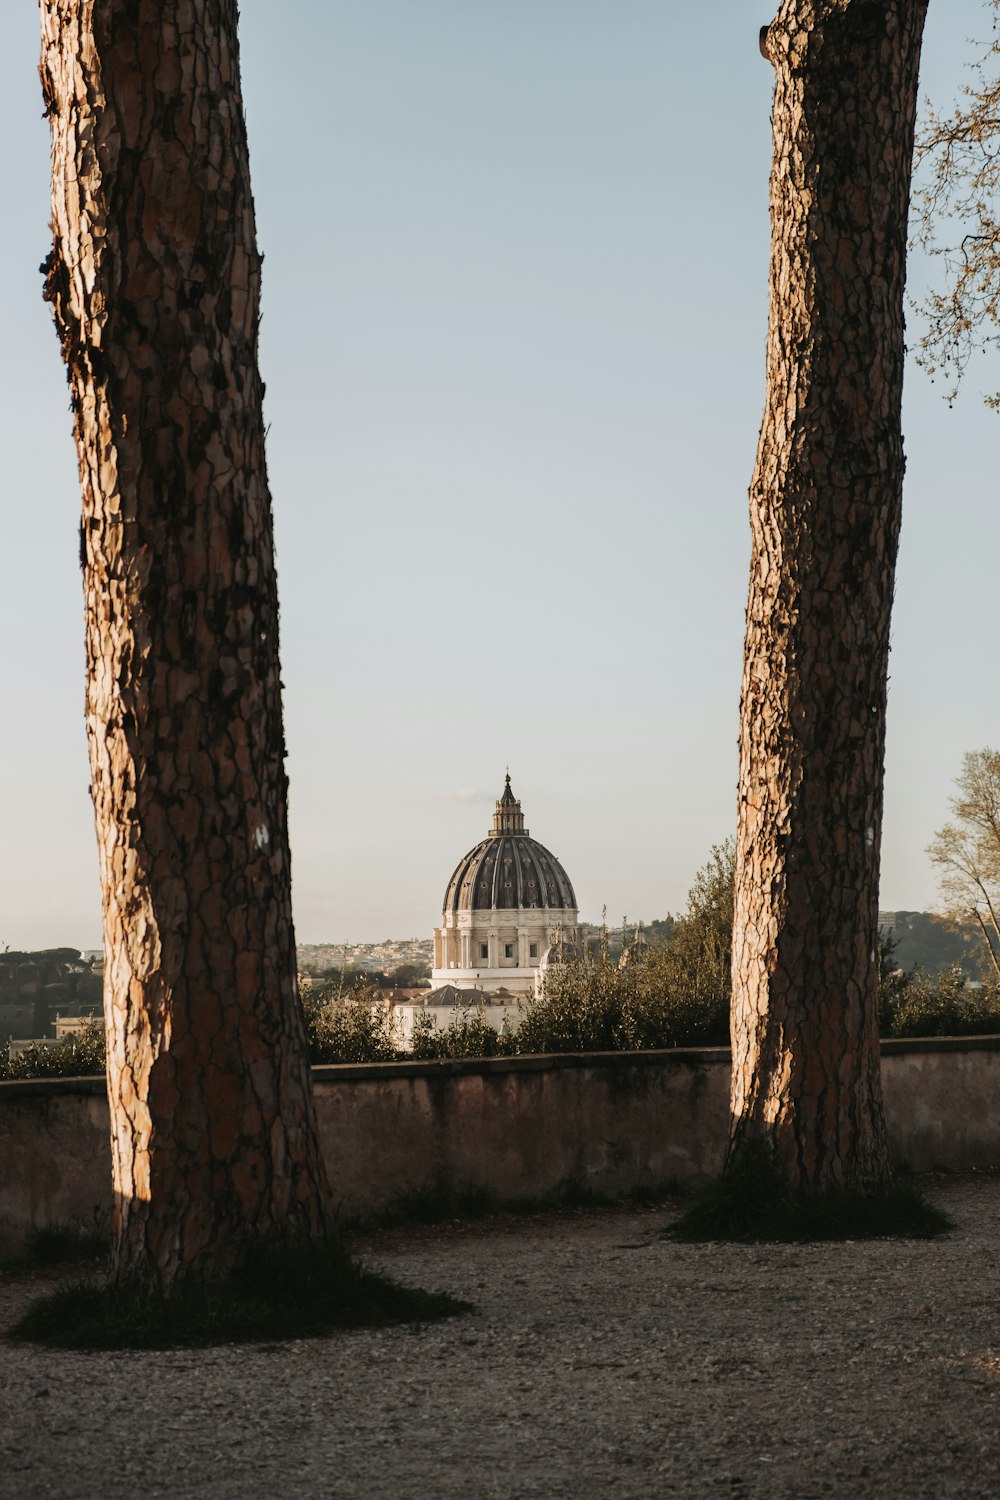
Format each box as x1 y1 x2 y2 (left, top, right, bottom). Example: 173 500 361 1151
912 7 1000 404
928 750 1000 976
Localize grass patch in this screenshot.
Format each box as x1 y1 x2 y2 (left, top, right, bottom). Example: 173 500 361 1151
22 1222 108 1268
7 1234 471 1350
503 1175 657 1215
669 1145 953 1243
373 1183 498 1227
1 1220 109 1274
344 1176 685 1232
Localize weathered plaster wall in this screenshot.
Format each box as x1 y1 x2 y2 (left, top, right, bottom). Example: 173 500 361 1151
2 1039 999 1255
879 1037 1000 1172
0 1078 108 1257
311 1051 729 1219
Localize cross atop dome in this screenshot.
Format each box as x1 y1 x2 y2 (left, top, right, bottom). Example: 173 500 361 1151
491 772 526 836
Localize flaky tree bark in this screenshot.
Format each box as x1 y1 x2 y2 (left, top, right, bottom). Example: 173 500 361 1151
731 0 928 1191
39 0 332 1287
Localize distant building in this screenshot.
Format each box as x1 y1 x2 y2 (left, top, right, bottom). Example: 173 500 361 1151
430 775 579 998
54 1015 92 1039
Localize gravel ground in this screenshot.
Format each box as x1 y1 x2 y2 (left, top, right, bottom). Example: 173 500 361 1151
2 1174 1000 1499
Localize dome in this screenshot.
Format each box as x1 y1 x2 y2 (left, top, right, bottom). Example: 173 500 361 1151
441 775 577 915
433 774 580 996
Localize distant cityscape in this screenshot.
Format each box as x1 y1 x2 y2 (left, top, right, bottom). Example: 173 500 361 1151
296 922 665 979
0 910 989 1050
297 939 433 976
297 912 988 982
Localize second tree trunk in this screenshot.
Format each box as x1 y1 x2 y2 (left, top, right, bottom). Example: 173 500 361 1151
731 0 929 1191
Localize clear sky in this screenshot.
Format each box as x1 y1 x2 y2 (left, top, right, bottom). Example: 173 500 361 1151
1 2 997 950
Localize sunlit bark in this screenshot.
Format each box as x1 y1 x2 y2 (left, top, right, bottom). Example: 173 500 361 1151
39 0 332 1287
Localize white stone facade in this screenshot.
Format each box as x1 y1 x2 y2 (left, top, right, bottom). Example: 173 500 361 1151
432 906 579 995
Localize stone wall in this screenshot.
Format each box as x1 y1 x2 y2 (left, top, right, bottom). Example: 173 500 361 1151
879 1037 1000 1172
311 1050 728 1219
2 1039 1000 1254
0 1078 108 1257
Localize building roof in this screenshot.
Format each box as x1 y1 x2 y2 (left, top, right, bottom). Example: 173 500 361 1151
441 775 577 915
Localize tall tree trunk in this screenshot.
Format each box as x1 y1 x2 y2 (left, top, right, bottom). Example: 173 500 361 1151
39 0 332 1288
731 0 928 1192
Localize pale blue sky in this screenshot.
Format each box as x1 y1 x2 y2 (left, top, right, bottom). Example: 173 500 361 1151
1 2 997 948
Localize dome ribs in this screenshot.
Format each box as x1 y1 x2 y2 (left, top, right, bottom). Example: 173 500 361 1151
439 777 576 918
441 832 575 915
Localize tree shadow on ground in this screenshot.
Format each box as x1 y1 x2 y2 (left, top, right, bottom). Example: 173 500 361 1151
7 1234 471 1350
668 1145 953 1243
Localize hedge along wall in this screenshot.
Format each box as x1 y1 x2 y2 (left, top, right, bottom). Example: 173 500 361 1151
3 1039 1000 1254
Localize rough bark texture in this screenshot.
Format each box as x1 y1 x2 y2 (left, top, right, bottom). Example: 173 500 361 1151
39 0 332 1287
731 0 928 1191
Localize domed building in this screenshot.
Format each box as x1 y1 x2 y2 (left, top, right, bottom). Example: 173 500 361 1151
431 775 579 996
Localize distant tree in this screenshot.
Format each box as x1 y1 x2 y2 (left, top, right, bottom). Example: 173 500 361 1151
662 841 734 1009
643 917 676 946
0 949 88 1035
914 2 1000 405
0 948 81 972
732 1 928 1196
927 749 1000 979
40 0 332 1290
303 989 401 1065
517 845 735 1054
1 1016 107 1081
389 962 432 988
880 963 1000 1038
882 910 994 979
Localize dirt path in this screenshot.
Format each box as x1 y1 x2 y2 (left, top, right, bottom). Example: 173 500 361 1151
2 1175 999 1498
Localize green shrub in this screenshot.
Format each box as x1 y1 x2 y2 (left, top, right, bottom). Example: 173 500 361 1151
1 1017 106 1081
880 965 1000 1038
5 947 1000 1083
12 1218 109 1269
409 1004 515 1060
302 988 402 1063
515 945 729 1054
